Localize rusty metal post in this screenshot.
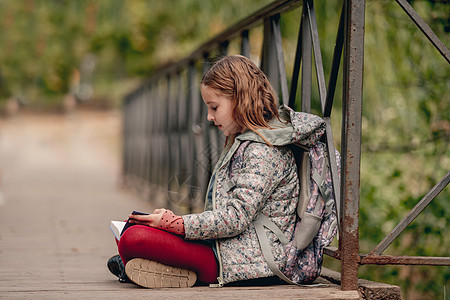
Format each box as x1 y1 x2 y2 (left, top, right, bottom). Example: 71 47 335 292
339 0 365 291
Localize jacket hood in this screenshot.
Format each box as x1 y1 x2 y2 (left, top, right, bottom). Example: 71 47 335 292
213 105 326 171
236 104 326 148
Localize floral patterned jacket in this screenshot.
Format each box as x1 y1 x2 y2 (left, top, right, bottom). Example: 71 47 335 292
182 105 325 285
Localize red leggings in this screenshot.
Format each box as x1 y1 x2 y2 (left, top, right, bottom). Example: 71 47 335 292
118 225 218 284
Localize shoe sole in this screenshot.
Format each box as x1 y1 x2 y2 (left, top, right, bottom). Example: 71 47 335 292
125 258 197 288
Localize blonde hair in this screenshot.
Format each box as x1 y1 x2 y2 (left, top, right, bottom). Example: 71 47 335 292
201 55 280 146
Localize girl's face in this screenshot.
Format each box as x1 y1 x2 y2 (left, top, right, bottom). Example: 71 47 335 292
201 85 243 136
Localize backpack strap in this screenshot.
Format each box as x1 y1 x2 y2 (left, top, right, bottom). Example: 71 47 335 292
292 148 325 250
296 150 310 220
253 214 296 285
253 214 324 286
311 148 336 220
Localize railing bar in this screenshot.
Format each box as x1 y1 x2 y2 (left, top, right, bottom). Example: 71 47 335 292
147 86 153 181
142 90 148 181
137 93 143 181
187 63 197 213
141 89 147 182
122 96 128 186
154 82 160 185
301 4 312 113
145 85 152 180
324 246 340 260
180 71 190 186
201 54 211 122
129 96 134 178
148 88 154 184
288 13 303 110
260 23 266 71
240 30 250 58
138 94 143 180
261 18 279 95
271 15 289 106
127 97 133 178
325 3 345 118
360 255 450 266
192 58 208 211
306 0 327 115
176 71 185 129
132 95 138 179
160 83 166 185
121 96 127 178
324 118 342 233
165 78 171 187
173 72 182 185
176 71 186 181
147 86 154 188
141 90 147 181
201 57 213 203
165 75 173 208
147 86 152 183
151 85 158 184
370 171 450 256
395 0 450 64
219 41 229 56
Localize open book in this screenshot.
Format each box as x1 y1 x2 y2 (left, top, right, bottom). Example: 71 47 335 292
110 221 126 240
110 210 149 241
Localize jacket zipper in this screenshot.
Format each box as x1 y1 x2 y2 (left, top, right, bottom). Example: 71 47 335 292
211 168 224 288
213 238 224 287
208 143 240 288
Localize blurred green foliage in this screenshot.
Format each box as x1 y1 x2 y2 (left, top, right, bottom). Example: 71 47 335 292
359 2 449 299
0 0 448 298
0 0 272 108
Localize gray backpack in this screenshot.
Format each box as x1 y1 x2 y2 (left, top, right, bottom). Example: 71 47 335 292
253 141 340 284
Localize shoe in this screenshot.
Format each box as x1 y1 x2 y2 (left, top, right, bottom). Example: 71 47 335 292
125 258 197 288
107 254 130 283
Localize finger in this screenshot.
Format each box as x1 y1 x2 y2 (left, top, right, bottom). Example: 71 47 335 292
128 214 145 221
143 214 162 227
153 208 166 214
130 220 147 226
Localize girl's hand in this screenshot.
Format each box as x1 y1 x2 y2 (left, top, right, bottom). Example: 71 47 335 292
127 208 166 227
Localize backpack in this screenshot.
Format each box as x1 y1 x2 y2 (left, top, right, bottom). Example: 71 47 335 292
253 141 340 284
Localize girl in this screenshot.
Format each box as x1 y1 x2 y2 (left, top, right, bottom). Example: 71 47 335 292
108 55 325 288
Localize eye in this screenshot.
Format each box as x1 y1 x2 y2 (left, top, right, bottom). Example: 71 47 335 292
211 106 217 111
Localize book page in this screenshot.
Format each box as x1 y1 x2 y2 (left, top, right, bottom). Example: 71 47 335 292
110 221 126 240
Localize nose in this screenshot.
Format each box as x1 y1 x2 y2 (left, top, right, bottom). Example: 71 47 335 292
207 112 214 122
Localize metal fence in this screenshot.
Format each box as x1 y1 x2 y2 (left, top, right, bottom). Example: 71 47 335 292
122 0 449 290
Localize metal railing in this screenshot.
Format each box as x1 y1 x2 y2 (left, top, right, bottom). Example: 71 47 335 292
122 0 449 291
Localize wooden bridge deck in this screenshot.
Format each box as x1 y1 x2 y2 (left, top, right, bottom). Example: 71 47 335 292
0 110 363 299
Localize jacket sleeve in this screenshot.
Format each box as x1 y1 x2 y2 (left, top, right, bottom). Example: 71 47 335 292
183 143 292 240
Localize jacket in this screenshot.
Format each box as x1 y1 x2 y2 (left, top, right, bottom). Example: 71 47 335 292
182 105 325 285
